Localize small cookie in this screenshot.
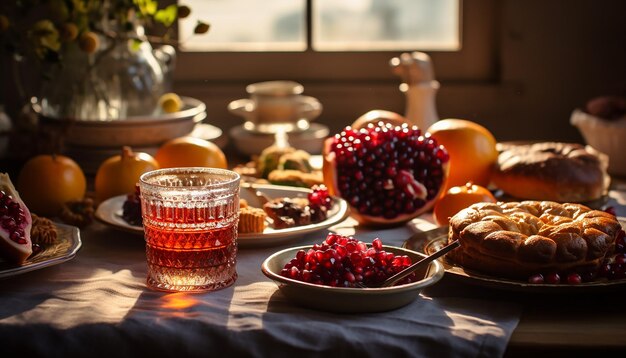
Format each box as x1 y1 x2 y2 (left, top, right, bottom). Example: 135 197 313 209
59 197 95 227
31 214 58 245
238 206 266 233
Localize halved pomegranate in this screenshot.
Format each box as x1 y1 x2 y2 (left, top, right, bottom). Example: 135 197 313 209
0 173 33 264
323 122 449 227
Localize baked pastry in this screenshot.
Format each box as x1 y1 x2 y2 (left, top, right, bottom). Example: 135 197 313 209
492 142 609 202
267 169 324 188
238 206 266 234
263 197 311 229
448 201 621 279
31 214 58 245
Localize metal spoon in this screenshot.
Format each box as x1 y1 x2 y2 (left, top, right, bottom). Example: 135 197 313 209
372 239 460 288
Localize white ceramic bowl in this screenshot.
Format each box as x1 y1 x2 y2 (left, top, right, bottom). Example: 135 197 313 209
40 96 206 148
261 245 444 313
571 109 626 176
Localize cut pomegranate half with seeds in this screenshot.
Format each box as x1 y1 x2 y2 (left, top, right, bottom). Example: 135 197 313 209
322 122 449 227
0 173 33 264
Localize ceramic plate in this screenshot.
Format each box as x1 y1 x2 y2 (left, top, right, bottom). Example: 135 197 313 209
95 196 144 235
95 184 350 248
403 221 626 293
0 223 82 279
261 245 444 313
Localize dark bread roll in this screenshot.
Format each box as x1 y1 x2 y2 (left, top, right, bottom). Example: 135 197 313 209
492 142 609 202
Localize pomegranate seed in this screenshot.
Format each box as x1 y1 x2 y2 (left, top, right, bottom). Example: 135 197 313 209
528 274 544 284
2 218 16 230
615 253 626 265
598 264 611 277
296 250 306 263
545 272 561 284
566 273 582 285
611 264 625 279
372 238 383 251
616 231 625 253
31 243 42 256
581 272 595 282
603 206 617 216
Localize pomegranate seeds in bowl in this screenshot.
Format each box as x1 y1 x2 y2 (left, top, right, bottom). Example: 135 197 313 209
280 233 416 288
261 233 445 313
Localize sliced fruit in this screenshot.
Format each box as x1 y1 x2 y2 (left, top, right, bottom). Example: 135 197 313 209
95 146 159 203
427 119 498 191
17 154 86 217
323 122 449 227
0 173 33 265
433 182 497 226
155 136 227 169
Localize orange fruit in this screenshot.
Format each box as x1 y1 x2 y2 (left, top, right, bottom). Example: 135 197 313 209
60 22 79 42
427 119 498 191
78 31 99 53
433 182 496 226
17 154 86 217
95 146 159 203
155 136 227 169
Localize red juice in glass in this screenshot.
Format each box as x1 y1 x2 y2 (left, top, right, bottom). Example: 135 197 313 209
139 168 240 292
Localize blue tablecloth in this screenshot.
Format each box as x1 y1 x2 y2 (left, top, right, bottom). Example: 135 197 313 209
0 213 523 358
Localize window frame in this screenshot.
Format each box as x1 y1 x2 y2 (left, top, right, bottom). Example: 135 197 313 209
173 0 499 84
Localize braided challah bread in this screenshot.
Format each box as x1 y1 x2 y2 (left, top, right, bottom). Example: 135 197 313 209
492 142 609 202
448 201 621 279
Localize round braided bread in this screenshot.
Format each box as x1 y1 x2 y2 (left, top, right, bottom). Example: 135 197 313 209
448 201 621 279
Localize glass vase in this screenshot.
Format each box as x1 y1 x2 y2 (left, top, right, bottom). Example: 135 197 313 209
39 25 172 121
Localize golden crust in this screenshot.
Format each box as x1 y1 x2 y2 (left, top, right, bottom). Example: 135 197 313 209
448 201 621 279
238 207 266 234
492 142 609 202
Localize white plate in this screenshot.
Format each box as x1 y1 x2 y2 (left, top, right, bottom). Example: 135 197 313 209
95 184 350 248
95 195 143 235
0 223 82 279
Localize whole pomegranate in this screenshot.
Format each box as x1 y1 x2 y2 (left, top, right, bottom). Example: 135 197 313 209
0 173 33 264
323 122 449 226
95 146 159 203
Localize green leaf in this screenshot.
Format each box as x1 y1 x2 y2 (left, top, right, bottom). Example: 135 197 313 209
130 38 142 52
135 0 158 16
154 5 177 27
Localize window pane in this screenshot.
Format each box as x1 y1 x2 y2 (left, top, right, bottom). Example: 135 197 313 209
180 0 306 52
313 0 460 51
